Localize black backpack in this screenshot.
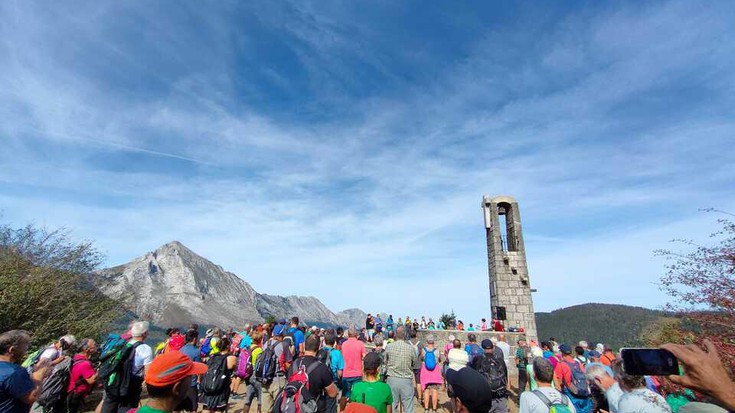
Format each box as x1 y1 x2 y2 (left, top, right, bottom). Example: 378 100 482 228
477 353 507 398
104 342 143 398
254 342 280 384
316 348 335 382
37 357 74 407
203 354 229 395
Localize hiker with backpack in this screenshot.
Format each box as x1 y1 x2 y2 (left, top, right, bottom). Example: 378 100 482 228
33 335 77 372
243 332 264 413
66 338 99 413
349 352 393 413
384 326 417 413
231 331 253 400
516 337 530 400
202 337 238 412
600 346 616 367
554 345 592 413
519 357 577 413
470 339 509 413
407 329 422 406
445 367 495 413
258 324 294 413
274 334 338 413
418 336 442 413
463 334 483 365
319 330 344 413
36 336 80 413
100 321 153 413
137 351 208 413
0 330 50 413
287 318 306 358
176 330 203 413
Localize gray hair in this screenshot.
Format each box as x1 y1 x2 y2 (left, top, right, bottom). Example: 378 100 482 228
131 321 150 337
533 357 555 384
0 330 31 355
585 363 613 383
579 340 588 348
395 326 406 340
78 338 96 353
347 327 358 338
426 335 435 344
373 334 384 347
60 335 77 349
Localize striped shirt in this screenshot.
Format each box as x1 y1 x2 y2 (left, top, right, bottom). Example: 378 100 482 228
385 340 418 379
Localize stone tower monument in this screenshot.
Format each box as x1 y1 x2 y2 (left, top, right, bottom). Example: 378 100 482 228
481 195 537 341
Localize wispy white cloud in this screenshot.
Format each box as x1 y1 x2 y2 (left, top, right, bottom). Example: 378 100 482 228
1 0 734 321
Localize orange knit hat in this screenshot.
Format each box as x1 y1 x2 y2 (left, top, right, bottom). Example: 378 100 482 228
145 351 208 387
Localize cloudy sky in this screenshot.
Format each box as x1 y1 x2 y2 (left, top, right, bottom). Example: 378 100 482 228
2 1 734 322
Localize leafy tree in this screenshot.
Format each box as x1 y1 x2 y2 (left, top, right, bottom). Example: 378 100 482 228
264 314 277 325
0 223 122 346
439 311 457 329
655 210 735 372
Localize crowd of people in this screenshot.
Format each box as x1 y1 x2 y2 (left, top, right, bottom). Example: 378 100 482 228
1 317 734 413
361 315 509 341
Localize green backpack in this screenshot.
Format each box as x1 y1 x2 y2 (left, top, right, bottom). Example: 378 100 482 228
533 390 573 413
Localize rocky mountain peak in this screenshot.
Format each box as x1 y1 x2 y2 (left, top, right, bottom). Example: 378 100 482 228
91 242 366 328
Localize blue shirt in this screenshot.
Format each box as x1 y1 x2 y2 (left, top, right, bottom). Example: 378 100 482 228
0 361 34 413
325 346 345 378
239 334 252 350
179 344 201 387
288 328 305 357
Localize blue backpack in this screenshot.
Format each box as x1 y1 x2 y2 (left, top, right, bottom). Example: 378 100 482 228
466 343 484 363
423 347 437 371
200 336 213 358
564 361 591 398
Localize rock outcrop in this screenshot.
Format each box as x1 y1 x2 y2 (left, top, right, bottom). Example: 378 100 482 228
92 241 364 328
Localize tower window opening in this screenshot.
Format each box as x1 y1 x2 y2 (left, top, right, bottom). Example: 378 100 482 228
497 202 518 252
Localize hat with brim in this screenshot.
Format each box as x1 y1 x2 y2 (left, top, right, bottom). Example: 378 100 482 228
145 351 208 387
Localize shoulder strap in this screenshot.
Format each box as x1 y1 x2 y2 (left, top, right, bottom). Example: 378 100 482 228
533 390 553 408
306 359 320 375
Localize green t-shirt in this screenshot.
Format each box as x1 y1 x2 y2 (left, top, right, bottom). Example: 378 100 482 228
350 380 393 413
137 405 167 413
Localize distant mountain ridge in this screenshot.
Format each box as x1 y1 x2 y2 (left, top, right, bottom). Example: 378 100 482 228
535 303 675 348
91 241 366 328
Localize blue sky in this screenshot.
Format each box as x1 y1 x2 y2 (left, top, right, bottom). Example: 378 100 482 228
2 1 735 323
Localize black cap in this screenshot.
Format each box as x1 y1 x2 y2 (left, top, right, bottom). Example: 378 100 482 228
481 339 494 349
446 368 494 412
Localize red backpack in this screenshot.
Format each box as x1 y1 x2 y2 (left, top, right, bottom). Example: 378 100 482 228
273 359 320 413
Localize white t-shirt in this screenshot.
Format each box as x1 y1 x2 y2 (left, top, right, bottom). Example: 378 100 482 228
39 347 60 362
130 340 153 377
447 349 469 371
519 387 577 413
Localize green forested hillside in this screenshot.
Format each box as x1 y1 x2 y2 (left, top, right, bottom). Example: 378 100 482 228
536 303 674 349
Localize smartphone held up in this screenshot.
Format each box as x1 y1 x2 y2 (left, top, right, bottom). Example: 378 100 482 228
621 348 680 376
